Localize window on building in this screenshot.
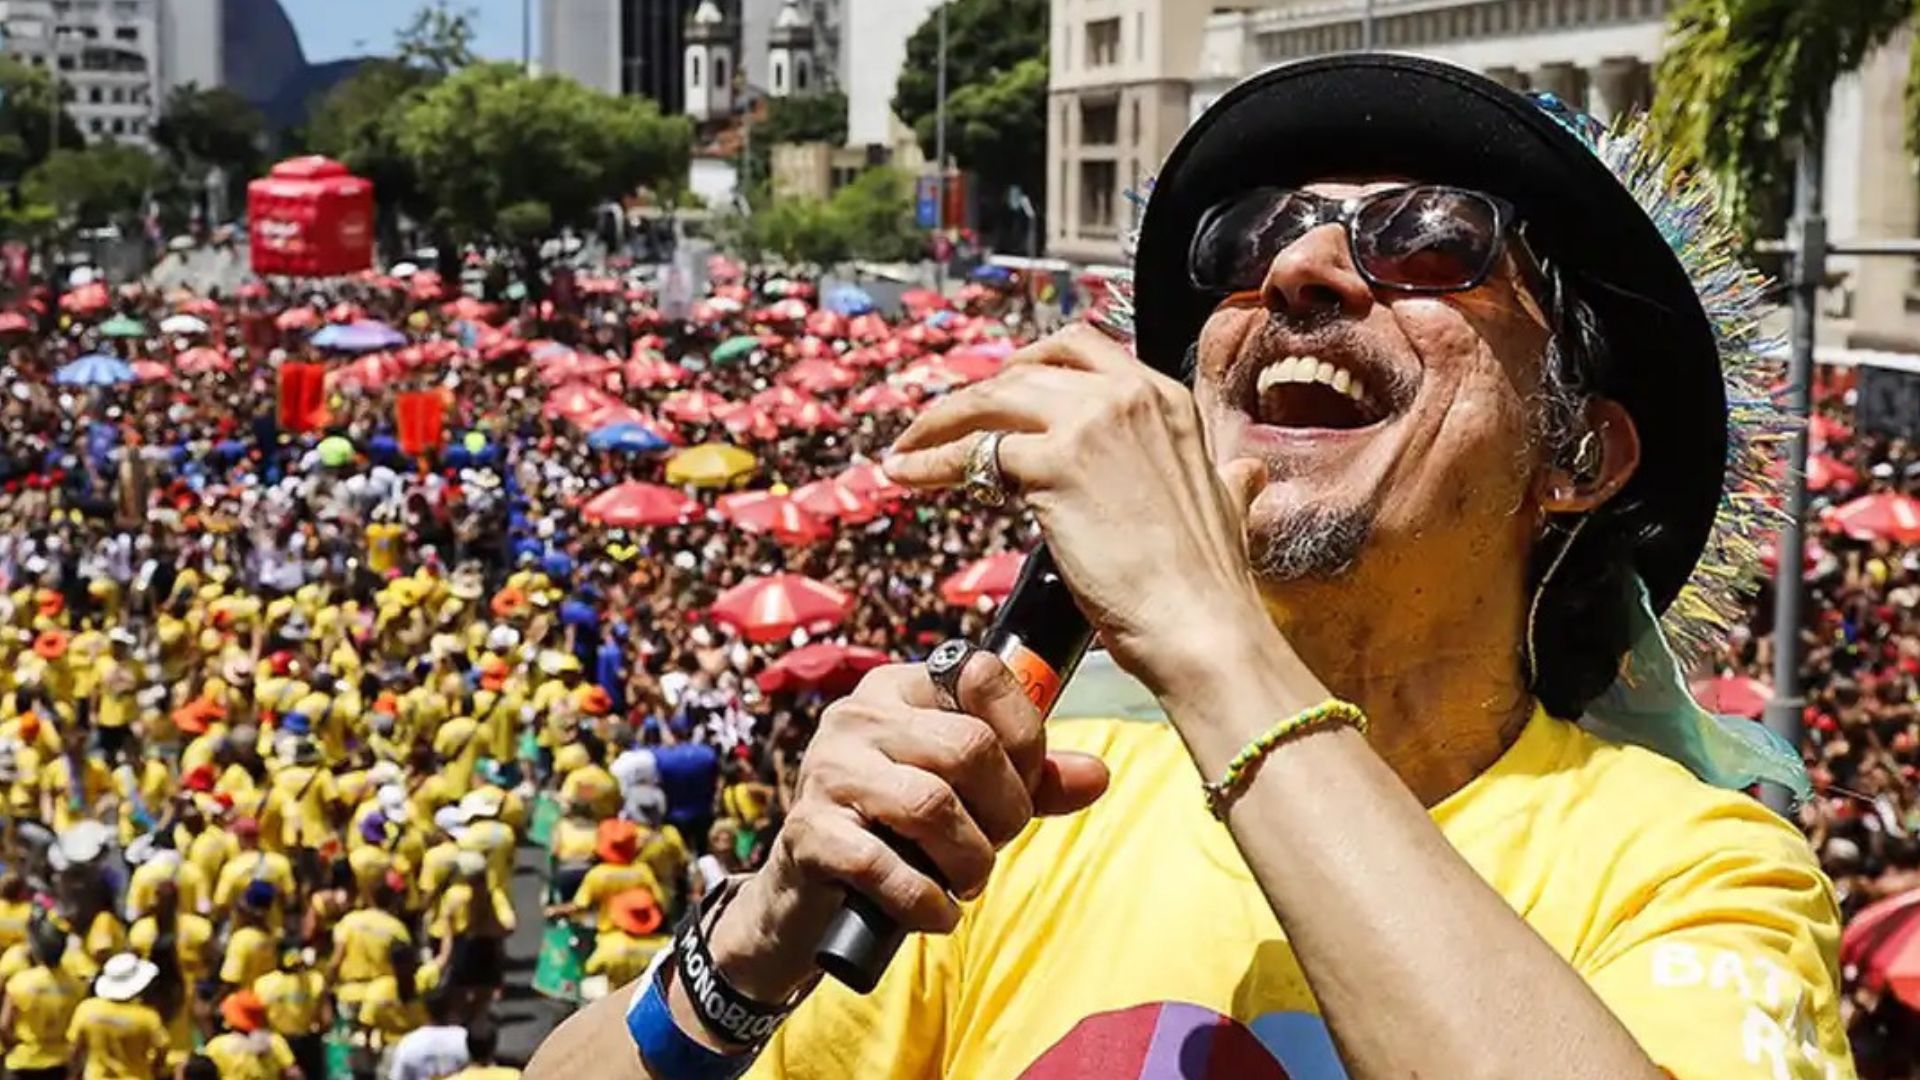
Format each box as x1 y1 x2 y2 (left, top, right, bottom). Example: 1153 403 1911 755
690 52 702 87
114 26 136 42
88 117 102 133
1079 100 1118 146
130 119 142 135
1085 18 1119 67
796 57 808 92
1080 160 1116 232
58 55 74 71
88 86 101 103
110 117 124 135
772 55 786 93
1129 98 1140 146
714 54 727 90
110 87 123 103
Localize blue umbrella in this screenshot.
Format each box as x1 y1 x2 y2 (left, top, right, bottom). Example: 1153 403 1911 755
587 422 669 454
824 284 875 316
970 264 1014 284
311 320 407 352
54 354 135 386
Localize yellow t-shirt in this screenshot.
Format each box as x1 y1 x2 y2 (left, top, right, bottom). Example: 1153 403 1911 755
220 924 276 988
254 967 328 1038
125 860 211 921
746 713 1855 1080
213 851 296 926
186 828 240 890
558 764 620 821
67 997 169 1080
128 913 215 985
583 929 665 990
366 522 405 574
432 715 483 794
332 909 412 995
203 1030 296 1080
572 863 661 935
95 658 143 730
550 817 600 865
4 964 83 1069
355 963 440 1044
264 764 338 850
429 883 517 940
41 754 113 832
0 898 32 952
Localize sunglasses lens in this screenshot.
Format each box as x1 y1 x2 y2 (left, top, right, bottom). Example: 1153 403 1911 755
1189 190 1320 293
1353 188 1501 290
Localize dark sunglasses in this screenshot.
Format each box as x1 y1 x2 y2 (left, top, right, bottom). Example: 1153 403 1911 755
1188 184 1522 296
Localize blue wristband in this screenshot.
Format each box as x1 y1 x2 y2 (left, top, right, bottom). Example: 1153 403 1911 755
626 951 758 1080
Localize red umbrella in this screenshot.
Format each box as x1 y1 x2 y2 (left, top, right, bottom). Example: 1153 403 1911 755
60 283 110 315
325 302 365 324
236 281 270 301
1689 674 1771 719
710 573 852 643
0 312 30 334
582 482 700 527
330 352 405 392
275 308 320 331
777 399 848 432
579 403 650 431
750 385 816 413
442 296 499 324
940 346 1006 383
544 384 621 422
848 384 918 416
714 401 780 442
755 642 890 696
716 491 830 544
792 479 879 524
538 352 618 386
836 460 908 501
661 389 731 425
847 313 890 342
940 552 1024 608
1829 493 1920 544
131 360 171 383
783 358 858 394
624 354 688 389
1841 888 1920 1010
901 288 948 312
804 310 847 339
1806 454 1857 493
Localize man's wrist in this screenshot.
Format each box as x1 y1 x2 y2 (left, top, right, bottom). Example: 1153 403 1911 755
704 869 822 1005
1152 614 1332 775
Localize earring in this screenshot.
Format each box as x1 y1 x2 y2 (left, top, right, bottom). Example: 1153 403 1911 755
1571 428 1603 485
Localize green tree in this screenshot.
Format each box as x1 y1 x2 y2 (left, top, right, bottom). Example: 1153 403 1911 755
395 63 691 270
24 144 164 227
152 83 266 215
746 91 849 198
0 59 83 185
1651 0 1910 237
396 0 479 75
739 165 922 265
893 0 1047 247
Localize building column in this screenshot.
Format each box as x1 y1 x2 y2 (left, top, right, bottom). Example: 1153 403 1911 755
1530 62 1588 109
1588 57 1650 124
1483 66 1529 92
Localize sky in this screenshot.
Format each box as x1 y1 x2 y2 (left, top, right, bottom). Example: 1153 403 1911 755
281 0 530 65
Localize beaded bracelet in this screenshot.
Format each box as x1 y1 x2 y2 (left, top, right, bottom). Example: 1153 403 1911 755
1202 699 1369 820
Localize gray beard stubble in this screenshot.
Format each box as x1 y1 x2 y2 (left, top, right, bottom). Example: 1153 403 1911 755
1248 504 1373 582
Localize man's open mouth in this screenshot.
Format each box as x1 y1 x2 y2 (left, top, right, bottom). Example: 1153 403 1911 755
1247 353 1387 431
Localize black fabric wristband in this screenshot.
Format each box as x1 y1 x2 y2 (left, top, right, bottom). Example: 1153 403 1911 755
665 876 801 1049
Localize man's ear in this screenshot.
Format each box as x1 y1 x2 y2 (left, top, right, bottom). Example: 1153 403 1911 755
1537 398 1639 514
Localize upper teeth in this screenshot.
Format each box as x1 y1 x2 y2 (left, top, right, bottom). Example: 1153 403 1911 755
1256 355 1372 409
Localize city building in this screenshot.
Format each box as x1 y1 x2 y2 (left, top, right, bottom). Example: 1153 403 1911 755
839 0 939 148
684 0 736 122
0 0 161 143
767 0 814 97
1046 0 1920 350
155 0 219 97
543 0 700 112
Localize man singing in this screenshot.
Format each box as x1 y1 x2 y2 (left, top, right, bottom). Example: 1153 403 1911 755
532 54 1851 1079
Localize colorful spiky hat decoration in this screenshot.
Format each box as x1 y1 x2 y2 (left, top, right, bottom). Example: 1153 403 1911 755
1114 54 1806 797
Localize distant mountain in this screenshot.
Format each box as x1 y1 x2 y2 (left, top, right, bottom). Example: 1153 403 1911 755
222 0 370 130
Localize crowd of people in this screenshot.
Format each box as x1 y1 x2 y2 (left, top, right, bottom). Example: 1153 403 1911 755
0 257 1030 1080
2 247 1920 1077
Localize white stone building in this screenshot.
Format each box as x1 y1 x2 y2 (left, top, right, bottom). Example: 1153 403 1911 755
0 0 161 143
155 0 219 98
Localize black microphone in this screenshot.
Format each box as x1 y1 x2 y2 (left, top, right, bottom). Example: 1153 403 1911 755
814 544 1094 992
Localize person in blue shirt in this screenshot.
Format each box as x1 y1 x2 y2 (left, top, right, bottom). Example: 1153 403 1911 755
651 714 719 853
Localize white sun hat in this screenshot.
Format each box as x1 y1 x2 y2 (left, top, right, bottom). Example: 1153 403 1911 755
94 953 160 1001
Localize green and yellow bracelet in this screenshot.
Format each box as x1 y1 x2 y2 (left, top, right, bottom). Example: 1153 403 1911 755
1202 699 1369 820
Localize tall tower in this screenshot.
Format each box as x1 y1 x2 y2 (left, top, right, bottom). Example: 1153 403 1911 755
767 0 814 97
683 0 735 122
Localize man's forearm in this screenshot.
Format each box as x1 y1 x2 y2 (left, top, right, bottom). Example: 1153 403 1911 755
1167 671 1661 1080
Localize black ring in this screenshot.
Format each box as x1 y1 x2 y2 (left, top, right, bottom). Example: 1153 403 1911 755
925 639 976 711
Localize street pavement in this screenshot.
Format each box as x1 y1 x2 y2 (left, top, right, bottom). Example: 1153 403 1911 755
499 841 571 1066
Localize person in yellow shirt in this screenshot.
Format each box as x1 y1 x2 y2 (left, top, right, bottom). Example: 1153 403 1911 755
211 820 295 931
179 793 240 889
430 853 515 1025
581 888 665 994
68 953 169 1080
431 712 484 796
443 1025 520 1080
556 729 619 822
254 944 329 1080
454 791 517 894
327 886 412 1012
1 921 81 1080
220 883 279 992
201 989 298 1080
543 820 659 935
40 722 113 832
114 742 175 847
93 629 145 761
354 941 436 1053
125 881 215 991
0 873 32 953
124 849 211 922
365 516 406 576
261 735 337 855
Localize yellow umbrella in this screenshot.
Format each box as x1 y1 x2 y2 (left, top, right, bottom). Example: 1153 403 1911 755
665 443 758 488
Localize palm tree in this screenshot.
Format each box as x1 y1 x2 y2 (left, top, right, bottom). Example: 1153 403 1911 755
1650 0 1912 232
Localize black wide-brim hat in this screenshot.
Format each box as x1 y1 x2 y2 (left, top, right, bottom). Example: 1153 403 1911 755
1133 52 1729 618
